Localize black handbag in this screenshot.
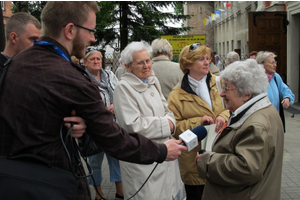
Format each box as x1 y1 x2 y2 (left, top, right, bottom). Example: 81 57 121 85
78 132 103 157
0 154 79 200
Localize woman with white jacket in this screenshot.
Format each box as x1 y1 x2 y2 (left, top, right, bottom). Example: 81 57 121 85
113 41 183 200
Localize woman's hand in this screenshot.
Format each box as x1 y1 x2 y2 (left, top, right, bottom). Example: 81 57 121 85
195 152 202 164
201 115 214 126
215 116 226 132
168 119 174 133
281 98 290 108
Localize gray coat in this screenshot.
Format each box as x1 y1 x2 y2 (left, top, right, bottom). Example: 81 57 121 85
197 94 284 200
152 56 183 100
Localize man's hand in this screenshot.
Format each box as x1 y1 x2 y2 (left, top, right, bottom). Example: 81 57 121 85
164 139 187 161
63 110 87 138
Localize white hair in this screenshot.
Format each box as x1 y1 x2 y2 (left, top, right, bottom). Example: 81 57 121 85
121 41 152 65
220 59 268 97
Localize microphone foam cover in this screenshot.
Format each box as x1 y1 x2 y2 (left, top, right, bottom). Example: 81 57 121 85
192 125 207 141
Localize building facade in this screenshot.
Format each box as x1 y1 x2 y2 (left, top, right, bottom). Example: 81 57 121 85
1 1 13 24
184 1 299 102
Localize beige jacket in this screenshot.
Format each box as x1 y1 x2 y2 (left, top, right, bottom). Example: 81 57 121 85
168 73 229 185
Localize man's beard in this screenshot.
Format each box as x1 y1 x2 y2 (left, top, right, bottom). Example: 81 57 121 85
71 34 87 59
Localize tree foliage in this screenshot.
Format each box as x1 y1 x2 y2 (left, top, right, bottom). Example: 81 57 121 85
11 1 47 21
95 1 193 51
9 1 193 51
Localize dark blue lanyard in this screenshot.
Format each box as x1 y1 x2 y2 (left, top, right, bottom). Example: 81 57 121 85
34 41 71 63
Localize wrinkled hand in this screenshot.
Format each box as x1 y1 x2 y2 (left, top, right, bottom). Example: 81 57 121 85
195 152 202 164
63 110 87 138
281 98 290 108
215 116 226 132
168 119 174 133
164 139 187 161
201 115 214 126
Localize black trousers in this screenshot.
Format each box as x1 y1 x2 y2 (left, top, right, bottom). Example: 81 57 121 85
185 184 204 200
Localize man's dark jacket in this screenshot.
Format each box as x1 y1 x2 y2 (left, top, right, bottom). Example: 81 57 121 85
0 37 167 199
0 53 8 76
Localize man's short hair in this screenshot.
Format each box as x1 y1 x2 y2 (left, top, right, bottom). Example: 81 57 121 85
41 2 99 38
5 12 41 41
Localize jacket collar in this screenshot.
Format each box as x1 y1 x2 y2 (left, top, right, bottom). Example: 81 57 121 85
152 56 170 62
121 71 157 93
228 93 271 127
181 72 212 95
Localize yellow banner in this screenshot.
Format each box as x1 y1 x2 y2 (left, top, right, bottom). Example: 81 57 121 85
161 35 206 56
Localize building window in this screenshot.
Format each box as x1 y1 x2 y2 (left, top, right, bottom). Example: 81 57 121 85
199 6 202 14
227 41 229 53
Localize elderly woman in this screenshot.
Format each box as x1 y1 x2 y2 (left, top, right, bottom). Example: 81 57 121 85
83 47 123 200
256 51 294 132
151 38 183 100
113 41 183 200
196 59 284 200
226 51 240 66
168 44 229 199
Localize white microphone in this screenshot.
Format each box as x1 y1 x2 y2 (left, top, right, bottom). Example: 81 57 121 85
179 126 207 151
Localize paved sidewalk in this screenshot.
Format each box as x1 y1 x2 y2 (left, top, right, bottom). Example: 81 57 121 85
86 105 300 200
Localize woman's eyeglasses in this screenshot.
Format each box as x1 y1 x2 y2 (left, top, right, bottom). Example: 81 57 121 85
131 59 153 67
221 85 236 93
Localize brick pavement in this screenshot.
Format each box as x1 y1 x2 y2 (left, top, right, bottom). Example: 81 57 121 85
86 105 300 200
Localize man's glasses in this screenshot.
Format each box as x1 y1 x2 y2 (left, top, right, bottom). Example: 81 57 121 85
85 47 99 54
74 24 96 35
189 43 201 51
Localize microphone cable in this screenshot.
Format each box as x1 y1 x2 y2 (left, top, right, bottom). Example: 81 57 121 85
61 122 160 200
126 162 159 200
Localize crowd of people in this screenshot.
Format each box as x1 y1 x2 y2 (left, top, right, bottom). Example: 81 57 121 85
0 2 294 200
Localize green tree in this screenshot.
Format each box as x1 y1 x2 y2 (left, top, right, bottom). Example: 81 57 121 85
95 1 193 51
9 1 193 51
11 1 47 21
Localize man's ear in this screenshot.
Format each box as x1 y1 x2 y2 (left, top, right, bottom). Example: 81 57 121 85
63 23 76 40
9 32 18 44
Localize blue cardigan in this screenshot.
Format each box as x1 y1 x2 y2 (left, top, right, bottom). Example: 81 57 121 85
268 72 294 112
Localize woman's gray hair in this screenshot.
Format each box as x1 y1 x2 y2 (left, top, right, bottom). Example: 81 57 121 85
220 59 268 97
226 51 240 64
151 38 173 59
256 51 277 64
121 41 152 65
